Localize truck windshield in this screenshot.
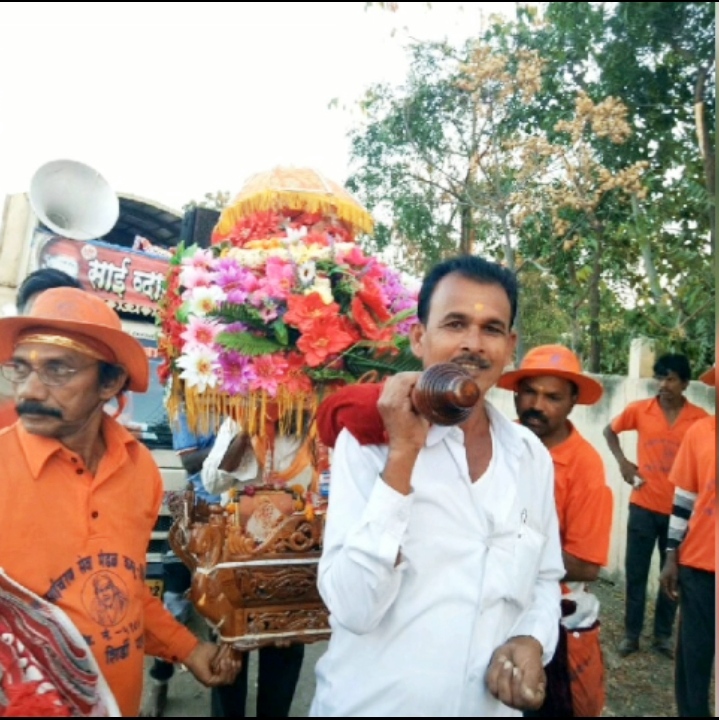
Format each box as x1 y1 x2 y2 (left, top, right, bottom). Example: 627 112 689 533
119 339 173 450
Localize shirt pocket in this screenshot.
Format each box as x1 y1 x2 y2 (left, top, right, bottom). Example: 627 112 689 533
483 514 547 611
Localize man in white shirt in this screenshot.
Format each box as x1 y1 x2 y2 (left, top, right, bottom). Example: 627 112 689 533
310 254 565 717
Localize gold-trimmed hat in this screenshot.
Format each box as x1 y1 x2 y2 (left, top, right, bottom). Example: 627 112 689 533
0 287 148 392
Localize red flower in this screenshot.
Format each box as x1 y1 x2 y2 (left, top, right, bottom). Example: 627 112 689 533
358 278 391 323
351 295 394 344
284 352 314 393
297 317 356 367
284 293 340 332
221 211 284 247
304 230 331 247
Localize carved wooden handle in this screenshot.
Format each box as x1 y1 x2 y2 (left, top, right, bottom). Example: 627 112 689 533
410 362 480 425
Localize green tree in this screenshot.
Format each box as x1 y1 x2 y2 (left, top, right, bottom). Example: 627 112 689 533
525 1 715 373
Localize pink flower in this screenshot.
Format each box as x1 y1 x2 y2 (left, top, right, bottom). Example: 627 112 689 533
263 257 295 300
213 260 259 304
336 245 371 268
219 351 257 395
179 264 213 289
248 354 289 396
181 316 223 351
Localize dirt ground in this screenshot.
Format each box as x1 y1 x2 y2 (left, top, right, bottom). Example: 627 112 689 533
593 573 716 718
142 574 714 717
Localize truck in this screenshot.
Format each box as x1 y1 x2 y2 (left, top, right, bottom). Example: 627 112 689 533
0 187 188 596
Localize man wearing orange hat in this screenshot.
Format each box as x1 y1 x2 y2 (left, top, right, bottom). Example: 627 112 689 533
498 344 613 717
0 287 240 717
659 365 715 717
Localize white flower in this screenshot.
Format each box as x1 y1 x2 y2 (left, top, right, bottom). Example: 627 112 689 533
297 261 317 286
308 277 334 304
229 248 265 269
185 285 226 317
284 226 308 244
177 346 220 393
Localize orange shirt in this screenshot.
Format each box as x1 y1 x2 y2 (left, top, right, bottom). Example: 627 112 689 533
0 415 198 717
550 423 613 568
669 415 716 573
610 397 708 515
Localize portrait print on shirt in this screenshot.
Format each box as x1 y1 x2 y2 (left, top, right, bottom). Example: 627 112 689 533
44 549 145 669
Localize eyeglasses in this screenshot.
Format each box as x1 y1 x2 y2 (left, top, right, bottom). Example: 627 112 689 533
0 360 96 387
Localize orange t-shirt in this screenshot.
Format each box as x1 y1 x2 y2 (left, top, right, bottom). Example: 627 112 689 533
669 415 716 573
550 423 613 568
0 415 198 717
610 397 708 515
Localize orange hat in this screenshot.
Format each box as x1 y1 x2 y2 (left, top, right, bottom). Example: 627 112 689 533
497 344 603 405
699 366 715 386
0 288 148 392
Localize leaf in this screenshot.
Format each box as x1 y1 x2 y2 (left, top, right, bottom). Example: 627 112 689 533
272 321 289 346
215 332 283 356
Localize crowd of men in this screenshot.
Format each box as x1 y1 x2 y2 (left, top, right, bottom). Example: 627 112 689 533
0 260 713 718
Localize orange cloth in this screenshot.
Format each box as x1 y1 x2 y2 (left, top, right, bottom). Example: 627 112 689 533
669 415 716 573
549 424 612 716
566 623 605 717
0 415 199 717
550 423 613 568
610 397 708 514
0 400 17 430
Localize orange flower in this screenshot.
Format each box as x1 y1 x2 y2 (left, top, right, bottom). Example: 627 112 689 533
297 317 356 367
351 295 394 343
284 292 340 331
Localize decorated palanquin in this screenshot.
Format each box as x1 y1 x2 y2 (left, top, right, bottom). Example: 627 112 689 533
157 166 419 650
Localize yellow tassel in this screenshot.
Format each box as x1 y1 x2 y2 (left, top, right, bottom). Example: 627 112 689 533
176 379 323 439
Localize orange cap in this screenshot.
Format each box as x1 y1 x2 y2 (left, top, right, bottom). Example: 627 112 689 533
497 344 603 405
0 287 148 392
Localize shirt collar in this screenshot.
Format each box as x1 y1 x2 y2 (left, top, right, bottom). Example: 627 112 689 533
16 412 137 479
424 399 526 458
547 421 579 467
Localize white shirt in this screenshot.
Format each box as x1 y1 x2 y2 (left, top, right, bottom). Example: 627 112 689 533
310 401 564 718
201 417 314 503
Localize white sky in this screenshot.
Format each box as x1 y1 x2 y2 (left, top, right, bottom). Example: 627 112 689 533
0 2 519 212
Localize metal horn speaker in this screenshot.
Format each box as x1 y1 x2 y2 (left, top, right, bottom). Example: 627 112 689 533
29 159 120 241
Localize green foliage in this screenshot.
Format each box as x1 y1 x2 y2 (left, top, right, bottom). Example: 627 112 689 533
343 2 715 373
215 331 284 356
182 190 231 213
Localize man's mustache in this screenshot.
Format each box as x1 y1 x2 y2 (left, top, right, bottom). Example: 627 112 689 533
451 354 492 370
16 401 63 419
519 408 548 426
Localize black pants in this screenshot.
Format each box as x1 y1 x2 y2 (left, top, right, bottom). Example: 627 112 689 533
523 623 573 717
675 566 715 717
624 504 677 640
210 643 306 718
149 559 193 683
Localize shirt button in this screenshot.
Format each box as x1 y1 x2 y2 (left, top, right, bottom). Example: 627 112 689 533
91 511 99 519
76 468 84 475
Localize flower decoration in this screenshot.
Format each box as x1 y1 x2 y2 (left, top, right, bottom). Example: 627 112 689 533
158 168 419 436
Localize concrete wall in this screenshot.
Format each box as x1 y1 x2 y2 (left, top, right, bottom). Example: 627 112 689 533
485 376 716 582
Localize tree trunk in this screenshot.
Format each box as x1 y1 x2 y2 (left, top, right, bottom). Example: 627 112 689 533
694 64 715 254
459 203 473 255
588 233 603 373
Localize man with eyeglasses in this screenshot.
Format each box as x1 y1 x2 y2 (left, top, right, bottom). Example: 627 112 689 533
0 287 240 717
0 267 82 430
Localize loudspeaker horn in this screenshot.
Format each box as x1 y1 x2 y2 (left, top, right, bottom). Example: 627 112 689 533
29 159 120 241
